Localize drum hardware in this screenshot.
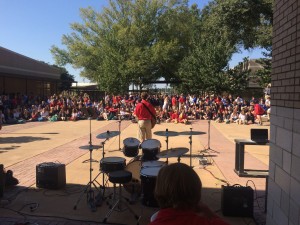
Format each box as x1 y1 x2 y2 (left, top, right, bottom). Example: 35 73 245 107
165 129 169 151
96 130 120 139
117 119 122 151
73 118 101 211
82 117 99 163
156 148 189 164
123 158 142 199
73 148 101 211
154 130 179 137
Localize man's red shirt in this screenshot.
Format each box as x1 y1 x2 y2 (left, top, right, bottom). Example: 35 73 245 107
134 99 156 120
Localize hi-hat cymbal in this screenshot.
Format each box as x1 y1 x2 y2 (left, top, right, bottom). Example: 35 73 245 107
154 131 179 137
157 147 189 158
96 131 120 139
79 145 102 150
179 131 205 136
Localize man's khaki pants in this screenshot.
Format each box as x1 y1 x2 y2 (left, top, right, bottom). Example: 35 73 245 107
138 119 152 142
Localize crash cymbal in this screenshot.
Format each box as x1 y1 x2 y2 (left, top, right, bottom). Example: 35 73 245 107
79 145 102 150
179 131 205 136
157 147 189 158
96 131 120 139
154 130 179 137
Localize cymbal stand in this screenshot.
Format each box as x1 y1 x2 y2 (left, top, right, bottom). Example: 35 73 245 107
189 127 193 167
165 128 169 151
82 117 98 163
73 144 100 212
118 119 122 151
165 129 169 164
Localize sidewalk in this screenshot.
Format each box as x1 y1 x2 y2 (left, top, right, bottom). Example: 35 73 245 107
0 119 269 225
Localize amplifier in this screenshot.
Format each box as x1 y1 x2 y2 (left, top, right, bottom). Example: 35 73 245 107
221 184 253 217
36 162 66 189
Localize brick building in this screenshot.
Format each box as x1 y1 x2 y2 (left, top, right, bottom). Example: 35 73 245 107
0 46 60 97
267 0 300 224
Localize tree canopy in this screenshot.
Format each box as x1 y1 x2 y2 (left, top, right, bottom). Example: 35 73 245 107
51 0 273 95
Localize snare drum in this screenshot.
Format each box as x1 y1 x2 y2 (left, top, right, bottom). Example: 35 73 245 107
141 139 161 161
123 138 140 157
142 160 166 168
123 158 142 196
140 167 161 207
100 157 126 173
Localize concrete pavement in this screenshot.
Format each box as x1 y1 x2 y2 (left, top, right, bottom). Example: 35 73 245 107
0 119 269 225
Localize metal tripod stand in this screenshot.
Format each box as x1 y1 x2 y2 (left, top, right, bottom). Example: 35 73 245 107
73 144 101 212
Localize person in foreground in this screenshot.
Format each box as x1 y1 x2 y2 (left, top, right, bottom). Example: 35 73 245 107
149 163 230 225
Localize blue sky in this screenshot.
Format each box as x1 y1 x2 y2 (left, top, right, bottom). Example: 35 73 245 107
0 0 264 83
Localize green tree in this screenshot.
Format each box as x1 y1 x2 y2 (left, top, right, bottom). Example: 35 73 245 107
253 57 272 88
51 0 194 94
52 66 75 91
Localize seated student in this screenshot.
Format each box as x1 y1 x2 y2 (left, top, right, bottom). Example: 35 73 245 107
149 163 229 225
69 108 79 121
160 108 171 123
229 108 239 123
237 109 247 125
178 109 188 124
170 110 179 123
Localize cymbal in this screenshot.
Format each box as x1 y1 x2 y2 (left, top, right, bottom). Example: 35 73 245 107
179 131 205 136
96 131 120 139
154 130 179 137
157 147 189 158
79 145 102 150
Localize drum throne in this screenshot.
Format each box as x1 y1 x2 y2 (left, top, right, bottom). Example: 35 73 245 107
103 170 140 224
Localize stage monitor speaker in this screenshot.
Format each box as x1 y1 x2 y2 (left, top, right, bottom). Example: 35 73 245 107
221 184 253 217
36 162 66 189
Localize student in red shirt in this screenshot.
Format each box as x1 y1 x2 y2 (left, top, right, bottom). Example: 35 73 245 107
134 92 156 142
149 163 230 225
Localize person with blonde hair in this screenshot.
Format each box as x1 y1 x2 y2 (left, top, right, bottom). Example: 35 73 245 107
149 163 229 225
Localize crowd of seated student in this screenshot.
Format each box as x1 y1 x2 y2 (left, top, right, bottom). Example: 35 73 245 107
0 92 270 127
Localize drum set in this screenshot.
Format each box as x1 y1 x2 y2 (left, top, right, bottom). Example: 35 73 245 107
74 128 191 211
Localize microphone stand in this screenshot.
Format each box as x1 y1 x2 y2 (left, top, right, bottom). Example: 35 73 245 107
200 119 219 154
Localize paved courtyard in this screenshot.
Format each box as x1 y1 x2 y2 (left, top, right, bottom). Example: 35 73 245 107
0 119 269 225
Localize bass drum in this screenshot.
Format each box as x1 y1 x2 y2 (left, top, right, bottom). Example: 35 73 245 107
123 157 142 196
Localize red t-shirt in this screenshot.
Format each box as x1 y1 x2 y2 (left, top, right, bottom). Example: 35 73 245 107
172 97 177 106
171 112 179 120
149 208 230 225
134 99 156 120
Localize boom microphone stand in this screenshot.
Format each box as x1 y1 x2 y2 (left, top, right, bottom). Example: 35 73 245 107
200 120 219 154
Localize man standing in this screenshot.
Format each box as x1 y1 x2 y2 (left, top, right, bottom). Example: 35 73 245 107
134 92 156 142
